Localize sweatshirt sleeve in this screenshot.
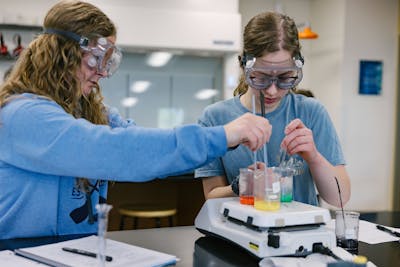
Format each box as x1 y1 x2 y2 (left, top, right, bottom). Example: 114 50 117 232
0 98 227 181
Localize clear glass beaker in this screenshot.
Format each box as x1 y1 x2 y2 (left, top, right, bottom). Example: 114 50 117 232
335 210 360 254
253 168 281 211
239 168 254 205
277 167 295 202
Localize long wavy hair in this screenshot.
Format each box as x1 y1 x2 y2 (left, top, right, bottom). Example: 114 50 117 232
0 0 116 192
234 12 301 96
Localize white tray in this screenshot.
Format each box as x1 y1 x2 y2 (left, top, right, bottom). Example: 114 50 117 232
220 199 331 228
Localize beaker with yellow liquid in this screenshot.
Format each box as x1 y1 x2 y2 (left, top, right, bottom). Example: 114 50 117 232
253 168 281 211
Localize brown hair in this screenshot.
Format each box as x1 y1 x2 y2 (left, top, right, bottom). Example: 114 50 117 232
234 12 301 96
294 89 314 98
0 0 117 192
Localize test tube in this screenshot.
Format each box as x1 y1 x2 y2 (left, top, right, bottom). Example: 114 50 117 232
96 203 112 267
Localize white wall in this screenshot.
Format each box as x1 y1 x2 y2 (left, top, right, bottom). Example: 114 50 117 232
309 0 346 135
0 0 239 24
300 0 398 211
0 0 241 89
0 0 241 53
339 0 398 211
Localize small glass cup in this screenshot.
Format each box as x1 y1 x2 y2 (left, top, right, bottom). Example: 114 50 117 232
239 168 254 205
335 210 360 254
253 168 281 211
278 167 295 202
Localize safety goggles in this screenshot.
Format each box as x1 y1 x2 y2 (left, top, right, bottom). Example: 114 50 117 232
244 56 303 90
82 37 122 77
44 28 122 78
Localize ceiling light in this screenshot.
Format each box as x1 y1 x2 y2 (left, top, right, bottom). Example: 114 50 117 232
121 97 138 107
130 81 151 93
195 89 219 100
146 52 173 67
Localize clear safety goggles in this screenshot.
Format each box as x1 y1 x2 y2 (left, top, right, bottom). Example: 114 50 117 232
244 56 303 90
44 28 122 78
82 37 122 77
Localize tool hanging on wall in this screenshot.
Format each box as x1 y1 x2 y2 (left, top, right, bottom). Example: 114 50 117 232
12 34 24 58
0 32 10 57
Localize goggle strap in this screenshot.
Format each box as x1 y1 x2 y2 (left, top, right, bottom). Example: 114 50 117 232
43 28 89 48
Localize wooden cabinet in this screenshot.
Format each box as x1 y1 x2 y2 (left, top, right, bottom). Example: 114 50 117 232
106 174 205 231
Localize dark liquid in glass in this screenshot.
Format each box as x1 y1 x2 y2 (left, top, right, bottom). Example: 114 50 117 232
337 238 358 254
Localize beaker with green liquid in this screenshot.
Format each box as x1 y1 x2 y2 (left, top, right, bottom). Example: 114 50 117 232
278 167 295 202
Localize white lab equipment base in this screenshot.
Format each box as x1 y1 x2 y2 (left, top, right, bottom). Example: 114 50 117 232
195 197 336 258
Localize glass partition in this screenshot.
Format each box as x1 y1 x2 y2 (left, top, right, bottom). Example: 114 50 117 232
100 52 223 128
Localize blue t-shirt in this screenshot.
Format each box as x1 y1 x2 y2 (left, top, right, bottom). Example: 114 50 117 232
195 93 345 205
0 93 227 238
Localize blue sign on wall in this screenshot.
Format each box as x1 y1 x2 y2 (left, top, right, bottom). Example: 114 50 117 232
359 60 383 95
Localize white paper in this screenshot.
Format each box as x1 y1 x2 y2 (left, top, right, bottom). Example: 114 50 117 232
15 235 177 267
326 219 400 244
0 250 48 266
259 246 377 267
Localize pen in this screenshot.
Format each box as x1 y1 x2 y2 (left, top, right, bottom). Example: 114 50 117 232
376 224 400 238
62 247 113 262
15 249 72 267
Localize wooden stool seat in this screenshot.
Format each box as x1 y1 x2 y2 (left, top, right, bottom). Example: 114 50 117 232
118 203 177 230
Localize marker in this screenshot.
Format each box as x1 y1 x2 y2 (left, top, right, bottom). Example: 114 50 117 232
62 247 113 262
376 225 400 238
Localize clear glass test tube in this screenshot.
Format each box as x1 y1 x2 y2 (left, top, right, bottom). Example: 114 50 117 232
96 203 112 267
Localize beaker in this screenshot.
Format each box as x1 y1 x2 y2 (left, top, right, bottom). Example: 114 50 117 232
277 167 295 202
239 168 254 205
253 168 281 211
335 210 360 254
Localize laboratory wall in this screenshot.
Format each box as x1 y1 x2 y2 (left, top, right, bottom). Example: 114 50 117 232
0 0 398 212
338 0 398 211
309 0 398 211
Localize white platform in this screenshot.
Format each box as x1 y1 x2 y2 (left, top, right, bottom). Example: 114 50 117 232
195 197 336 258
220 199 332 228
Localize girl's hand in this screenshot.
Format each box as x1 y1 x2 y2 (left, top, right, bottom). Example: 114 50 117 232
280 118 319 164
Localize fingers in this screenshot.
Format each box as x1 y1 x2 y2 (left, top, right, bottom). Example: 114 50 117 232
241 120 270 150
245 114 272 151
280 119 318 161
281 119 306 149
285 133 312 154
224 113 272 151
247 162 265 171
284 118 304 135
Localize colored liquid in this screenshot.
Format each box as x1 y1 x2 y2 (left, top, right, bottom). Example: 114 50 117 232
240 195 254 205
254 200 280 211
280 176 292 202
337 238 359 254
281 194 293 202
